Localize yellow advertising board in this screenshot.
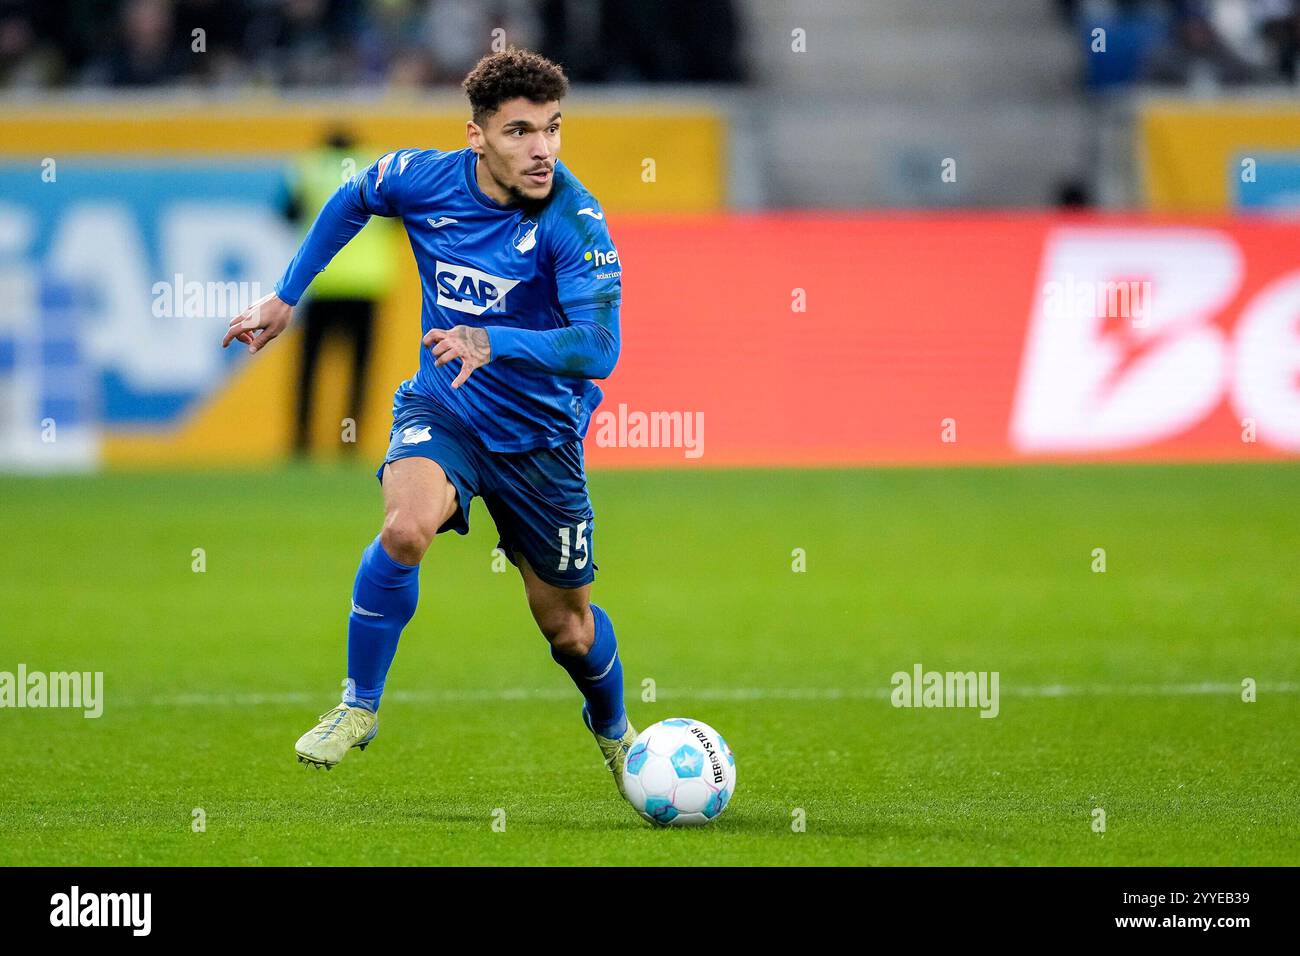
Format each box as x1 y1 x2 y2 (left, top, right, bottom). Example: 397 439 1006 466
0 100 724 212
1139 98 1300 212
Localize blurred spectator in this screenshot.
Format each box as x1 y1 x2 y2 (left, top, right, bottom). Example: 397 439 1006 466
84 0 189 86
21 0 121 84
421 0 509 81
1256 0 1300 81
539 0 743 83
0 0 743 90
604 0 743 82
1056 178 1095 208
171 0 250 85
1142 8 1265 85
244 0 358 88
0 1 60 87
1074 0 1171 90
1070 0 1281 89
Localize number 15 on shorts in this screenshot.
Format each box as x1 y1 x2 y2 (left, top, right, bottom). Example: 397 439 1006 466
557 520 590 572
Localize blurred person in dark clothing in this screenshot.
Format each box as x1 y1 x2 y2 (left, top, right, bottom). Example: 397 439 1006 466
244 0 359 87
0 1 61 87
47 0 122 84
86 0 189 86
1257 0 1300 81
170 0 249 84
1056 179 1094 208
1142 7 1264 85
386 44 438 88
539 0 743 82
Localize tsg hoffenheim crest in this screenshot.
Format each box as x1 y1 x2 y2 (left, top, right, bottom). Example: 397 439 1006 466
513 219 538 254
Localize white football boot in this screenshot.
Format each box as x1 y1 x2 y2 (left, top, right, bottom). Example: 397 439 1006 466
583 705 637 799
294 704 378 769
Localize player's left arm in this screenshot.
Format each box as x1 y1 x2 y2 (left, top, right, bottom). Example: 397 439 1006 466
424 202 621 388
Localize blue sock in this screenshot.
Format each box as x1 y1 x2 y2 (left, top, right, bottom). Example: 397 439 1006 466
552 603 627 738
344 535 419 713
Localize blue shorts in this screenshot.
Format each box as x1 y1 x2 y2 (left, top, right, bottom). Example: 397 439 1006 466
377 384 597 589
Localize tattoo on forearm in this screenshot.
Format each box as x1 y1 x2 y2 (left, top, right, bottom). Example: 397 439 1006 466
459 326 491 363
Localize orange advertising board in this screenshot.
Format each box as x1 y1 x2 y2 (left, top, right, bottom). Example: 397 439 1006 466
79 213 1300 469
586 214 1300 467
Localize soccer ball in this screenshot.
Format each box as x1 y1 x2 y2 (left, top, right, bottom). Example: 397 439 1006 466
622 718 736 826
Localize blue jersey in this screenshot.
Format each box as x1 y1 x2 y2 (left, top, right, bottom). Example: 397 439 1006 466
275 147 622 453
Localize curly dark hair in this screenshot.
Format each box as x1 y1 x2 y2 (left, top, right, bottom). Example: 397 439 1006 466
462 48 570 125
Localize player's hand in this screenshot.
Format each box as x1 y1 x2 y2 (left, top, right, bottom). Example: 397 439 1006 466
222 293 293 354
423 325 491 389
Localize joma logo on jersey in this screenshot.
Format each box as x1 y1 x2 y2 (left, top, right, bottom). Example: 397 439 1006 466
584 248 618 268
434 261 521 315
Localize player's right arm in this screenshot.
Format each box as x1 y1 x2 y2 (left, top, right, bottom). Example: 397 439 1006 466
222 150 412 353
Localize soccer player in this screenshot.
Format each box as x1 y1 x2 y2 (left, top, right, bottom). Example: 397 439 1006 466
221 49 635 798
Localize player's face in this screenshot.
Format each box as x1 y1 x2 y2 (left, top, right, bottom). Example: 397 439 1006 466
469 98 562 205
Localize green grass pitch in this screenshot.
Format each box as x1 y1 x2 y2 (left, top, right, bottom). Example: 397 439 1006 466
1 461 1296 865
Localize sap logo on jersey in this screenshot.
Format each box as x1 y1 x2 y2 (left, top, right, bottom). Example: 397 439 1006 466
435 261 521 316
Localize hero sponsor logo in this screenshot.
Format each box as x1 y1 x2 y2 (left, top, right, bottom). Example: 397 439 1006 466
585 248 620 281
584 248 618 268
434 260 520 316
1012 227 1300 453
